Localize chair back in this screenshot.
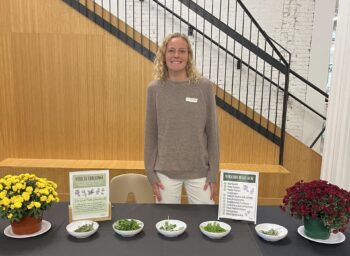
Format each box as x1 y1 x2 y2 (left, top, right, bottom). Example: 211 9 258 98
110 173 154 203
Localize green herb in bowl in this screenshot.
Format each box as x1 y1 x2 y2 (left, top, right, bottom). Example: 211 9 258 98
201 222 227 233
74 223 94 233
160 221 183 231
261 229 279 236
114 219 141 231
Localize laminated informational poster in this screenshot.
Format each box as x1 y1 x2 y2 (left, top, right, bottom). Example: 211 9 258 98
218 170 259 223
69 170 110 221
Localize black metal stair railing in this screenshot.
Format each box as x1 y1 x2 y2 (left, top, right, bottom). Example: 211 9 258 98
62 0 328 164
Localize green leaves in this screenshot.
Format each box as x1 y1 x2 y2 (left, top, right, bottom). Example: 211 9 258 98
113 219 141 231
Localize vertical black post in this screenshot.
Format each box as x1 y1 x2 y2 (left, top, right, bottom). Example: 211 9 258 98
194 0 198 62
172 0 175 32
149 0 151 58
252 31 260 120
208 0 214 81
216 0 222 93
279 59 290 165
201 0 206 75
238 13 245 111
132 0 135 48
223 0 230 101
230 1 238 106
164 0 166 38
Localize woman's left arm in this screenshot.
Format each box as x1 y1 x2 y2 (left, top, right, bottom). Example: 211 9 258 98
204 81 220 198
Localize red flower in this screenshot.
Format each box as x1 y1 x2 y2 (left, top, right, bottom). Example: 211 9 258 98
281 180 350 233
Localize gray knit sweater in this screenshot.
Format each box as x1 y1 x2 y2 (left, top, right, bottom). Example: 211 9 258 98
144 77 219 184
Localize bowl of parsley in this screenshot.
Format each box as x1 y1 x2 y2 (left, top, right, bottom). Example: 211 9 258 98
199 221 231 239
112 219 144 237
66 220 99 239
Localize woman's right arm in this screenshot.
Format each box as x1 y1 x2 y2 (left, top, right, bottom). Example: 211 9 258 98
144 85 159 185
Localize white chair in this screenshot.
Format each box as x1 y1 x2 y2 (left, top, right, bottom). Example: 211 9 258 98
110 173 154 203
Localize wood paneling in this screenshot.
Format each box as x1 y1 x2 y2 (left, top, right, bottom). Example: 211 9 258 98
0 0 322 205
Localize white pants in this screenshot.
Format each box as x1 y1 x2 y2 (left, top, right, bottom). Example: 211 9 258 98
156 172 214 204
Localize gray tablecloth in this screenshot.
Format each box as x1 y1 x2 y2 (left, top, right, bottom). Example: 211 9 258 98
0 203 349 256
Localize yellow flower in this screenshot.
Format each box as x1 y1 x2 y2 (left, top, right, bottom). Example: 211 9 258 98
14 201 22 209
7 213 13 219
40 195 47 202
0 190 7 199
41 188 49 195
27 202 34 209
22 192 30 201
34 202 41 208
15 183 23 190
36 182 45 188
26 186 33 193
0 197 10 206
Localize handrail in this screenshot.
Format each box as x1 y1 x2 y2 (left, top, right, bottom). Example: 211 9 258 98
290 69 329 99
178 0 288 73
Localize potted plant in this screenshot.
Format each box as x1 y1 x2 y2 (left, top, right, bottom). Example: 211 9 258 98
281 180 350 239
0 173 60 235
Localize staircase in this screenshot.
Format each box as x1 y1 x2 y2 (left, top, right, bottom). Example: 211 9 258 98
62 0 328 164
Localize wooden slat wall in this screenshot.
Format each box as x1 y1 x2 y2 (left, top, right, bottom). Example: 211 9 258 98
0 0 322 204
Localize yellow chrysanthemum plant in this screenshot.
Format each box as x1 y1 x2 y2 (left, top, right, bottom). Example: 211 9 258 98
0 173 60 222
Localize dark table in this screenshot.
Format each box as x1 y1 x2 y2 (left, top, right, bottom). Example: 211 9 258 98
0 203 349 256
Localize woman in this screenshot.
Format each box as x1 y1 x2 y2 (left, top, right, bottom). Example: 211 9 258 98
144 33 219 204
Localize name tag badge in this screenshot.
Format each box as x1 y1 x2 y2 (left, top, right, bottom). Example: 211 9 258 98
185 97 198 103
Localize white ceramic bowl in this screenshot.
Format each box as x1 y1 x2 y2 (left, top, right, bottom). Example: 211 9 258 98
156 219 187 237
199 221 231 239
112 219 144 237
66 220 99 239
255 223 288 242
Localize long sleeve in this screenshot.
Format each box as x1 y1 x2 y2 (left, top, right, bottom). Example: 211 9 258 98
205 83 220 183
144 84 159 184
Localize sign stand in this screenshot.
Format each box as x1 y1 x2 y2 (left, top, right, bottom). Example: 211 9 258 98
218 170 259 224
69 170 111 222
68 202 112 223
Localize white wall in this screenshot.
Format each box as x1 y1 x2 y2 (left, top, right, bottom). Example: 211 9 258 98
303 0 336 152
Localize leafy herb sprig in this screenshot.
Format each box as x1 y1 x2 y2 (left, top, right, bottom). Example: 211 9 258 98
160 221 179 231
261 229 279 236
201 222 226 233
74 223 94 232
114 219 141 231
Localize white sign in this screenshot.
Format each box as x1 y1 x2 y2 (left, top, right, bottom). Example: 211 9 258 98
218 170 259 223
69 170 109 221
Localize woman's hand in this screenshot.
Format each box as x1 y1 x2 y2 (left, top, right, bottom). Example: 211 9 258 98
152 182 165 202
204 182 217 200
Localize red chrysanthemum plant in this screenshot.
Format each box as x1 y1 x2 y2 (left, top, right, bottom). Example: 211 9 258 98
281 180 350 233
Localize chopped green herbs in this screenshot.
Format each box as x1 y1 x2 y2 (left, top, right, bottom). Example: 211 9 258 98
114 219 141 231
201 222 227 233
160 221 178 231
74 223 94 232
261 229 279 236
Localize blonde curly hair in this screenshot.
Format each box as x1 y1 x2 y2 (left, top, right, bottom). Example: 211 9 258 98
153 33 201 83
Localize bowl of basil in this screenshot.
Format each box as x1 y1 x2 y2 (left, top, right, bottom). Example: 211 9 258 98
199 221 231 239
66 220 99 239
113 219 144 237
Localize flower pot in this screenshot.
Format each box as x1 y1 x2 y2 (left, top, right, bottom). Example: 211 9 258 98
304 217 330 240
11 216 42 235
